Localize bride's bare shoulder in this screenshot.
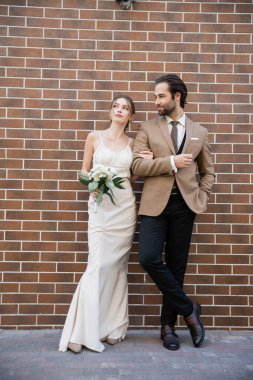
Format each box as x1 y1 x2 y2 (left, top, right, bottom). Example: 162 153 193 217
87 131 99 138
86 131 100 144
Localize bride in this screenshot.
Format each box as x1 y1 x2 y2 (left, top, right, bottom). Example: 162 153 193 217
59 95 152 353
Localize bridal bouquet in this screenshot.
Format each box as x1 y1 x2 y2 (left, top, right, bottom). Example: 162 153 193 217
78 164 125 207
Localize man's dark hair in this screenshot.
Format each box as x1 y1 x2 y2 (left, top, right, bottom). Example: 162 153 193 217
155 74 188 109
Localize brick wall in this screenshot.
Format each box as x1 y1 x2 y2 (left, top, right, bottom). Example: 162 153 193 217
0 0 252 330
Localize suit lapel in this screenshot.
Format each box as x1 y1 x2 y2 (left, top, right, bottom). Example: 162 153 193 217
157 116 175 154
182 116 193 153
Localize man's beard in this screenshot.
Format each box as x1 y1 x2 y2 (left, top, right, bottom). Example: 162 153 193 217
157 103 176 117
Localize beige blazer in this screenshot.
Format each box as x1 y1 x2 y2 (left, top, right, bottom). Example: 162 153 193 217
132 115 215 216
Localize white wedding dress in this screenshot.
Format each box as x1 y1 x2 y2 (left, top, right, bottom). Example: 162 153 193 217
59 133 136 352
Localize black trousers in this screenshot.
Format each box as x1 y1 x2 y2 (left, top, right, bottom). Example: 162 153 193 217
139 192 196 326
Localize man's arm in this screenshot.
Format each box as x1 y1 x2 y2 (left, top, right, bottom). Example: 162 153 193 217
132 124 174 177
196 129 215 196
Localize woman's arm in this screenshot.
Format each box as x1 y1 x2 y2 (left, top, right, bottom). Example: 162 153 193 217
81 132 97 172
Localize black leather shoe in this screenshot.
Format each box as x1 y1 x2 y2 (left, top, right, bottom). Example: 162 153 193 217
161 324 180 351
184 303 205 347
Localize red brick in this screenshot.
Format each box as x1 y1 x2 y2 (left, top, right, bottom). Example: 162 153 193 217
41 252 75 262
233 265 253 275
27 17 61 29
134 22 162 32
0 6 8 15
62 19 95 30
28 0 61 5
235 24 253 33
232 307 253 316
21 262 56 272
188 254 214 264
0 283 19 293
185 275 214 285
39 273 74 283
5 231 40 241
129 305 160 316
10 6 43 17
218 13 251 23
197 224 231 234
45 7 78 18
216 214 249 224
216 194 249 204
216 234 249 244
197 285 229 295
55 305 69 314
216 174 250 184
37 315 66 325
5 252 40 262
115 10 148 21
2 315 36 325
24 180 57 190
202 4 234 13
21 242 56 252
43 170 76 180
199 84 233 95
1 241 21 251
204 306 230 316
201 23 233 33
3 273 38 282
219 75 250 85
216 275 249 285
232 286 253 296
215 317 249 327
98 20 129 31
0 16 25 26
232 245 252 255
215 296 248 306
62 39 95 50
57 262 86 273
58 242 87 252
19 305 54 314
0 305 18 314
232 205 253 214
0 261 20 271
218 34 250 44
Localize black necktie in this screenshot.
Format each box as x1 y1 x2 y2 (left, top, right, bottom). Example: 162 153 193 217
170 121 179 152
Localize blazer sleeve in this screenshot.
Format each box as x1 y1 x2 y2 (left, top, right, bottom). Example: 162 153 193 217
196 129 215 196
132 124 174 177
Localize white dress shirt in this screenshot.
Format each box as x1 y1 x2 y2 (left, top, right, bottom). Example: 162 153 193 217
165 114 186 173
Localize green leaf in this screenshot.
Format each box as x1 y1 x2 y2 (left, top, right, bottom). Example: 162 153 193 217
99 184 105 193
106 190 116 205
114 180 125 189
113 177 123 183
113 177 125 186
88 181 98 192
115 184 125 189
79 178 90 186
96 192 103 205
78 171 90 186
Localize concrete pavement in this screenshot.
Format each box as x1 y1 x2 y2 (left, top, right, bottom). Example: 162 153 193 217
0 329 253 380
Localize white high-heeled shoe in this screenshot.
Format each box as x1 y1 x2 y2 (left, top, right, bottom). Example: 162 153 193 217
106 337 122 345
68 342 82 353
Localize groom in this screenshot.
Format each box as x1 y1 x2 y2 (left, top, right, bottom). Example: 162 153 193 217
132 74 215 350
